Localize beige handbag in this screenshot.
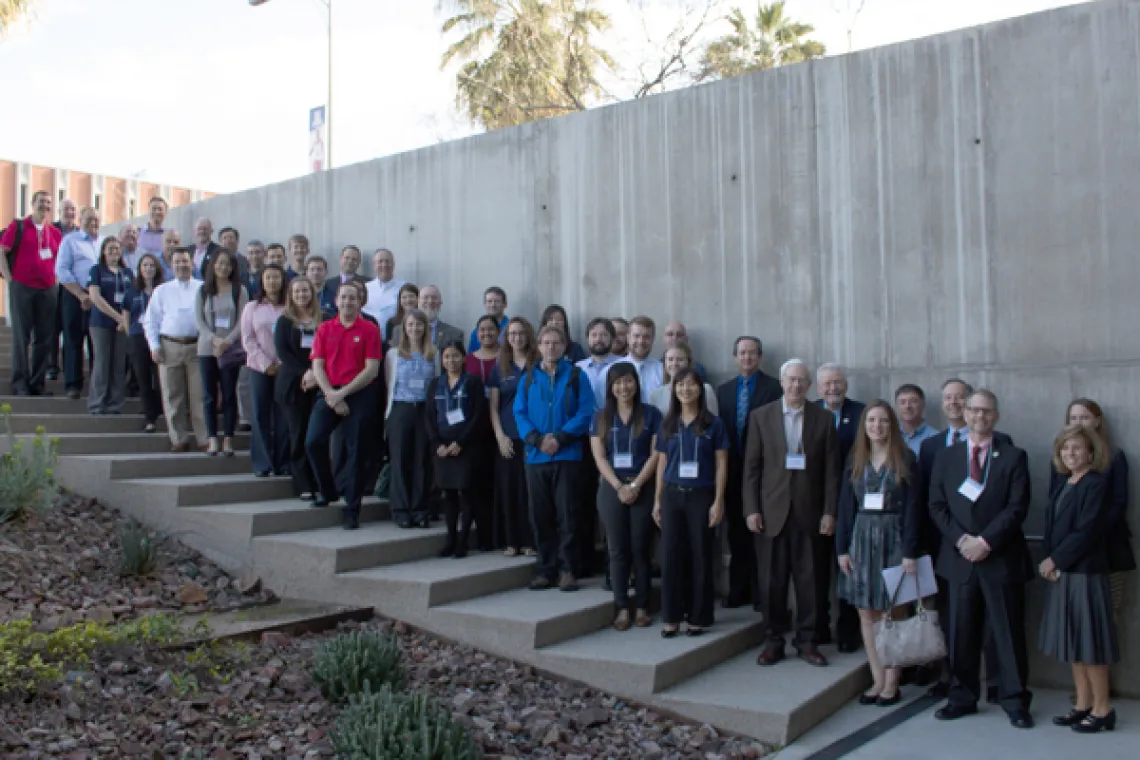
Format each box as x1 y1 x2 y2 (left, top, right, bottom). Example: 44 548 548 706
873 571 947 668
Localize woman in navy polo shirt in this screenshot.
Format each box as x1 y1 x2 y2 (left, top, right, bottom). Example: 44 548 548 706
86 236 132 415
427 340 487 558
591 362 661 631
123 253 164 432
653 368 728 637
488 316 538 556
384 308 438 529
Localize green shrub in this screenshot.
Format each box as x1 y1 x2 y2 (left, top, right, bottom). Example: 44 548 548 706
117 518 160 576
0 403 59 522
311 629 405 702
332 686 482 760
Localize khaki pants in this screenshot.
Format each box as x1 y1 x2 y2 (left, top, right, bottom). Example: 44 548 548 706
158 338 206 446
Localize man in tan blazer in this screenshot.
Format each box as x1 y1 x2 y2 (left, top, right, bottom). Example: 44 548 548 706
743 358 839 667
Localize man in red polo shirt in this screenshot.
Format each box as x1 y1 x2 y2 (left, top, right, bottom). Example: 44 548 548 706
306 282 384 529
0 191 62 396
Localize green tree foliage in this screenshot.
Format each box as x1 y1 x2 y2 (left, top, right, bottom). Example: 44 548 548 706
697 1 825 81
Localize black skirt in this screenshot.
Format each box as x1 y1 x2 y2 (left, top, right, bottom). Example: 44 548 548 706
1038 572 1120 665
433 444 479 490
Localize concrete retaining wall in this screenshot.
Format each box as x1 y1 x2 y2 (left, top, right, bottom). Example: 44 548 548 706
110 0 1140 692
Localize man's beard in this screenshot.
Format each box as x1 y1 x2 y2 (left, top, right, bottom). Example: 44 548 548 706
422 307 440 322
589 341 611 357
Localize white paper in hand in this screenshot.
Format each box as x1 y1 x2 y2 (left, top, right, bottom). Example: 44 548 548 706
880 555 938 605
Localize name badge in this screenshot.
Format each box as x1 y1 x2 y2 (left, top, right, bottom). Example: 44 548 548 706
679 462 699 479
786 454 806 470
113 292 124 305
215 315 231 329
39 248 53 260
958 478 984 502
300 331 315 349
409 377 425 391
178 306 191 314
863 493 884 511
484 387 491 399
614 453 633 469
446 408 465 425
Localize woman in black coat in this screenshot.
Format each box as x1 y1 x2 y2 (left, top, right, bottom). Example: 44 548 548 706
1039 424 1119 734
426 340 486 558
273 277 323 501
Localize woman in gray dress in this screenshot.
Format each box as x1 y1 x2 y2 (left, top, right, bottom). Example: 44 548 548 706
836 400 921 707
1039 424 1119 733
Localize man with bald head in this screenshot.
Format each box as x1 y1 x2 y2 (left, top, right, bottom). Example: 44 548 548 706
362 248 405 337
661 321 707 382
388 284 463 350
191 218 223 280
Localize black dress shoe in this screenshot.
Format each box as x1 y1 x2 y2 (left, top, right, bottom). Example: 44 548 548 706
927 682 950 699
311 498 330 508
1008 709 1034 729
877 692 901 707
254 471 270 478
660 627 679 639
935 703 978 721
414 517 432 529
343 513 360 530
986 686 1000 705
1071 709 1115 734
756 646 785 667
837 640 860 654
395 518 412 529
1053 709 1091 727
796 645 828 667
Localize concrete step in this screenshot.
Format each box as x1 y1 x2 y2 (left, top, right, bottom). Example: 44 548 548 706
534 606 764 696
652 649 869 746
6 432 175 455
6 413 165 435
189 498 391 539
253 521 451 577
0 395 145 415
120 472 294 507
62 451 253 479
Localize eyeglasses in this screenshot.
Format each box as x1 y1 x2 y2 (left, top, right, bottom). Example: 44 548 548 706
966 407 996 416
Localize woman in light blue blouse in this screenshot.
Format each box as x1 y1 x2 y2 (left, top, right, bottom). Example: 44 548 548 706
384 308 438 529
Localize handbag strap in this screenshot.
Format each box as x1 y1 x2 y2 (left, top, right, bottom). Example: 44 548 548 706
887 568 926 613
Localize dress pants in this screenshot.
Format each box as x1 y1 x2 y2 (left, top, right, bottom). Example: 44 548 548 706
597 479 655 611
934 575 1000 693
48 284 63 375
724 458 756 607
249 369 289 473
282 388 317 495
387 401 431 522
660 484 717 627
526 460 579 581
7 280 56 394
577 450 602 575
306 389 377 513
158 339 207 446
198 356 239 438
87 325 128 413
946 575 1031 713
237 366 253 426
814 534 860 645
494 442 533 550
127 333 162 423
60 290 92 392
755 513 820 647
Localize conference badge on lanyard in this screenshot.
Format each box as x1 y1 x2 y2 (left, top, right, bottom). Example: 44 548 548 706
958 446 990 503
613 426 633 470
679 429 699 479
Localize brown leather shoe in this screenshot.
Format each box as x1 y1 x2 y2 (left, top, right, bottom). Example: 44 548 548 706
796 644 829 667
170 441 189 453
634 609 653 627
613 609 631 631
756 646 785 667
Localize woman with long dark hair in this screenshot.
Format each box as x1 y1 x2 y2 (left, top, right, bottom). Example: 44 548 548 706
488 316 537 556
195 249 249 457
653 368 728 637
123 253 164 432
274 276 324 500
591 362 660 630
384 308 438 528
540 304 586 363
242 265 289 477
426 340 486 558
835 400 921 707
86 236 132 415
384 282 420 349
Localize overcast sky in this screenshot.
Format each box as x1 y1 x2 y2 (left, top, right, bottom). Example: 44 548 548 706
0 0 1089 193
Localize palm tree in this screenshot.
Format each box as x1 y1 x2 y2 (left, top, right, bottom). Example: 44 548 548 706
438 0 613 131
0 0 35 38
697 1 825 81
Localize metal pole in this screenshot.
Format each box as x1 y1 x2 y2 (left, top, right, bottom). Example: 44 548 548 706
327 0 332 170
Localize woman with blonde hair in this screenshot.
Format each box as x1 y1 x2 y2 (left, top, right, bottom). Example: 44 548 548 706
649 341 718 416
1039 424 1119 733
384 308 438 528
836 400 921 707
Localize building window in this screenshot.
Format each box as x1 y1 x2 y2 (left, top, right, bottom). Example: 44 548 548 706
128 199 137 218
94 193 102 211
19 183 28 216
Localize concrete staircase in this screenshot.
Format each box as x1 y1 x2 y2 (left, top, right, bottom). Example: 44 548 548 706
1 323 868 745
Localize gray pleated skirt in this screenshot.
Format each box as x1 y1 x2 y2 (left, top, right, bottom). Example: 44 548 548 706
838 512 903 612
1038 572 1120 665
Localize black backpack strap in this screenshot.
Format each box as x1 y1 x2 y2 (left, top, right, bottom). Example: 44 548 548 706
4 219 24 274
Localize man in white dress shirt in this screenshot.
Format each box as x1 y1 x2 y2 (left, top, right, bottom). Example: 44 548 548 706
144 249 206 451
363 248 405 337
618 315 663 403
576 317 621 406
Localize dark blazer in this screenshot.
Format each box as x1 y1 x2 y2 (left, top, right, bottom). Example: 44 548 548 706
928 437 1032 584
325 274 369 293
818 397 865 468
1042 471 1111 575
835 449 922 561
316 282 339 315
1049 449 1134 573
743 400 839 536
919 428 1014 485
272 314 315 406
390 320 465 353
716 370 783 457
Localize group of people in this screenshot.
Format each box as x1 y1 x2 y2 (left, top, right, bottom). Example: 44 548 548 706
1 194 1131 734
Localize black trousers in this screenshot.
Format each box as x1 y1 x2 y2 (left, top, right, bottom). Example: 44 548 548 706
60 289 91 392
660 484 717 627
494 441 533 550
198 356 239 438
526 460 579 580
282 389 317 495
249 370 289 474
577 450 602 575
756 514 820 646
7 280 57 394
946 575 1030 713
49 283 62 373
388 401 431 522
127 333 162 422
441 488 475 551
814 534 860 645
597 479 654 611
725 458 756 606
306 389 377 512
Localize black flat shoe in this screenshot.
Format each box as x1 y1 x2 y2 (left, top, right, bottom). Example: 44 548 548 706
1008 709 1034 729
439 543 456 558
1071 710 1115 734
396 519 412 529
686 627 706 637
1053 709 1091 727
343 513 360 530
414 517 432 529
859 692 880 706
254 471 270 478
935 704 978 721
660 628 679 639
877 692 901 707
311 498 330 508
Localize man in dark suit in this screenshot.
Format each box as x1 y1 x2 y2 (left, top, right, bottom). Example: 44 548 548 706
325 245 370 293
388 284 464 351
304 255 339 315
929 388 1033 729
716 336 783 608
744 359 838 667
191 218 249 284
815 363 864 652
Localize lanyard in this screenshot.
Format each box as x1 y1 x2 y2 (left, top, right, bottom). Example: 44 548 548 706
442 375 466 410
679 425 700 464
611 420 633 457
863 464 890 494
